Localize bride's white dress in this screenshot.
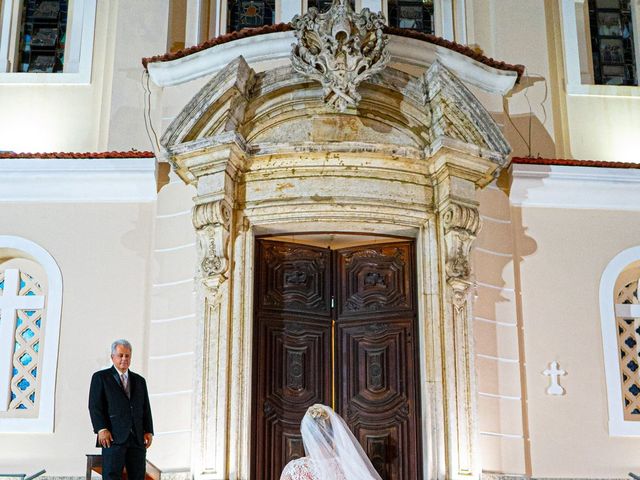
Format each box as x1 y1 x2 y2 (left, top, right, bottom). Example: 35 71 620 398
280 457 346 480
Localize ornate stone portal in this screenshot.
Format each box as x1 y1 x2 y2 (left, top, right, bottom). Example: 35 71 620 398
161 12 511 479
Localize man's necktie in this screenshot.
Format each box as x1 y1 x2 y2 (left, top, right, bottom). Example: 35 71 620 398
120 373 130 398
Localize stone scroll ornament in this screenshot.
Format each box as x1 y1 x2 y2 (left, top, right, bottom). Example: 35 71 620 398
193 200 232 291
290 0 390 112
442 203 481 283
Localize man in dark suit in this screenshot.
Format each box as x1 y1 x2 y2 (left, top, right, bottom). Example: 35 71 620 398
89 339 154 480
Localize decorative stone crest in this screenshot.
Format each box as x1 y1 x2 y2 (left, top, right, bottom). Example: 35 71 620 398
193 200 232 291
290 0 389 112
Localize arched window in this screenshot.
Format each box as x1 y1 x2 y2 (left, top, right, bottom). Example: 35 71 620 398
0 236 62 433
600 247 640 435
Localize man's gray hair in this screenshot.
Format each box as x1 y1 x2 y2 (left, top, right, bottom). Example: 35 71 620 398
111 339 132 354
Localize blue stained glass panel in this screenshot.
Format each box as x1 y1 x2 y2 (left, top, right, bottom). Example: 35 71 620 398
33 342 39 353
26 291 35 296
20 353 32 366
31 367 37 378
20 280 25 289
17 378 30 390
15 341 20 350
628 360 638 372
29 392 35 403
16 318 23 327
21 328 35 340
0 280 4 290
629 384 640 396
625 337 637 348
17 404 26 410
12 367 17 376
36 319 41 328
10 392 16 401
25 310 35 317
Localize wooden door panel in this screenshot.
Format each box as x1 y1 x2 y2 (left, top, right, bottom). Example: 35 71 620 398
336 242 420 480
337 320 419 480
257 240 331 316
336 243 413 317
253 240 333 480
255 318 332 479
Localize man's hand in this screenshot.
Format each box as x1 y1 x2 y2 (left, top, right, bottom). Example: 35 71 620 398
98 429 113 448
144 433 153 449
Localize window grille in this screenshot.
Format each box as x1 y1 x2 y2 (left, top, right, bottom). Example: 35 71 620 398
588 0 638 86
616 278 640 419
0 268 45 414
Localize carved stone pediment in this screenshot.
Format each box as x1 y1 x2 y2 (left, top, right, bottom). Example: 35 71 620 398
290 0 389 112
423 60 511 164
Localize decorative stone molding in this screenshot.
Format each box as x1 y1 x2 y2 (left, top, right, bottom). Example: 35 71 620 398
161 56 255 148
423 60 511 164
193 200 232 291
290 0 389 111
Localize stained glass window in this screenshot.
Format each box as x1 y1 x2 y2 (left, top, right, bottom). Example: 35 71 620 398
588 0 637 86
306 0 355 13
228 0 275 32
388 0 434 34
16 0 68 73
615 278 640 419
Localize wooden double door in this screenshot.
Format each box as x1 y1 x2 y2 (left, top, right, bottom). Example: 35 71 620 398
252 238 422 480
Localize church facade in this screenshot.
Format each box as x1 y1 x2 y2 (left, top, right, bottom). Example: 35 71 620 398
1 1 640 479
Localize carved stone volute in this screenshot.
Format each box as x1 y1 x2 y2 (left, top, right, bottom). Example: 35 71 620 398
442 203 481 284
290 0 389 112
193 200 232 291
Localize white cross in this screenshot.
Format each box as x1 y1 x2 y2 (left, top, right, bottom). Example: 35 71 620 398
543 360 566 396
0 269 44 411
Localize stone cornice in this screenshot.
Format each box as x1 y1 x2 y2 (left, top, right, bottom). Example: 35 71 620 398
0 157 157 202
147 30 519 95
510 163 640 210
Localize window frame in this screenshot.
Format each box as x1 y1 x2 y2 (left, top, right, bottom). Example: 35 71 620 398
561 0 640 95
0 0 97 84
0 235 63 433
600 246 640 436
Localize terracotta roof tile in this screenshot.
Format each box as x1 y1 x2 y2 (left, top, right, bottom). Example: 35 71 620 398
142 23 524 80
0 151 155 159
511 157 640 169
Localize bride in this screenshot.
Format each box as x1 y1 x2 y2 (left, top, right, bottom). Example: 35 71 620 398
280 404 382 480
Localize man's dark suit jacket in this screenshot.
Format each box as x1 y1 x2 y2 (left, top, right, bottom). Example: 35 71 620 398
88 366 154 447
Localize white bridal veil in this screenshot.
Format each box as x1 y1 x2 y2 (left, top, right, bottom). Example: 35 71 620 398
300 404 382 480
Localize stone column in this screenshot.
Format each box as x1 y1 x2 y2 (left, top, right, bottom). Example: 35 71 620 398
435 173 482 480
191 198 234 480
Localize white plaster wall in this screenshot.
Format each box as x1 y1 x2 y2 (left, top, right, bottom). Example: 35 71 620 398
467 0 558 159
145 170 198 471
473 182 527 475
0 202 155 475
103 0 170 151
514 206 640 477
0 1 109 153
